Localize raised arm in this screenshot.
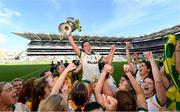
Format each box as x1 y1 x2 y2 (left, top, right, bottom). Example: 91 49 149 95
50 63 76 95
124 64 147 109
125 42 137 75
67 35 81 57
101 44 116 65
144 51 167 105
94 64 112 107
160 65 171 89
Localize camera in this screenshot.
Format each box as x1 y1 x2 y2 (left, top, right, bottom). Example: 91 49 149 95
72 60 80 67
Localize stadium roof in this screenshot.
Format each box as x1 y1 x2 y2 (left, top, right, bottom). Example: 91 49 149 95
13 24 180 42
12 32 132 42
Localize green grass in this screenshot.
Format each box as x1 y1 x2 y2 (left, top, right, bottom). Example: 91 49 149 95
0 64 50 82
0 62 126 84
112 61 127 85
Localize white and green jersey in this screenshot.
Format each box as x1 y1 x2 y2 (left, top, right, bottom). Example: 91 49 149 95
80 51 102 84
13 102 30 112
146 94 166 111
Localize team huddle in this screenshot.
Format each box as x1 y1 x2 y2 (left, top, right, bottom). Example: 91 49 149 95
0 34 180 111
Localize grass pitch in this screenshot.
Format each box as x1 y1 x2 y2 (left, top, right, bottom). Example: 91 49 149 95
0 64 50 82
0 62 126 84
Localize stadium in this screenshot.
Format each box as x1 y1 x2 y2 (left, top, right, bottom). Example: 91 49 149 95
1 0 180 111
1 24 180 111
1 24 180 82
12 24 180 63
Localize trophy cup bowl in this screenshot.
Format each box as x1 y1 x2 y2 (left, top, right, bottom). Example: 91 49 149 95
58 17 81 37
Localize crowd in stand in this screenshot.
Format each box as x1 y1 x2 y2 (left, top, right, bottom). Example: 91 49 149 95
0 34 180 111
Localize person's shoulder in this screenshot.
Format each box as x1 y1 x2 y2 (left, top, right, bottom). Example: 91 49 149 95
14 102 30 112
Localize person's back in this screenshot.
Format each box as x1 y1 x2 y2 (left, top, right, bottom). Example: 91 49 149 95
68 81 88 111
116 90 136 111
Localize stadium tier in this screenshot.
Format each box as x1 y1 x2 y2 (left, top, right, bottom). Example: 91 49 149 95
13 25 180 61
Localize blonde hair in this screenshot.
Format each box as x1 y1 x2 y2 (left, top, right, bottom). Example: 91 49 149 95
38 95 68 111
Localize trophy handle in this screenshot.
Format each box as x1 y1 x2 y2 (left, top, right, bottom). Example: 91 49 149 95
75 19 81 32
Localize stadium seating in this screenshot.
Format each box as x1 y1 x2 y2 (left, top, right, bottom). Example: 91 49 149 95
12 25 180 62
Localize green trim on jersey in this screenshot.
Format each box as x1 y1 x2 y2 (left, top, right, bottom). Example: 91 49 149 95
82 80 91 84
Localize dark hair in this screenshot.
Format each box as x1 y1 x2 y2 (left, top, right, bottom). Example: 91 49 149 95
81 40 91 48
84 102 105 111
143 75 154 83
55 64 65 70
121 74 129 81
98 61 105 73
40 70 49 77
116 90 136 111
142 60 152 76
18 77 36 104
120 75 135 93
31 76 48 111
71 82 88 106
142 60 151 69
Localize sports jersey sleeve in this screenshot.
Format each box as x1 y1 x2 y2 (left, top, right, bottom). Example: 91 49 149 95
80 50 85 59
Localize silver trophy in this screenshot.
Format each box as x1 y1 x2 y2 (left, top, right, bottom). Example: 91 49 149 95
58 17 81 37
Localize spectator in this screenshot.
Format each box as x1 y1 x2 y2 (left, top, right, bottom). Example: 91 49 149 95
95 63 147 111
40 70 53 77
53 63 66 78
125 42 148 86
37 63 76 111
117 74 133 92
11 78 23 100
50 61 56 75
94 64 118 111
31 75 54 111
143 51 167 111
50 63 86 111
18 77 36 111
68 81 88 111
0 82 29 111
161 36 180 111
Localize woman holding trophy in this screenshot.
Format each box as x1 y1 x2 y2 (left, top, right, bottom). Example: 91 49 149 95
59 17 116 102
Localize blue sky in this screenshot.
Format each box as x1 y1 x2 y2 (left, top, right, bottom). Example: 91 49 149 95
0 0 180 52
